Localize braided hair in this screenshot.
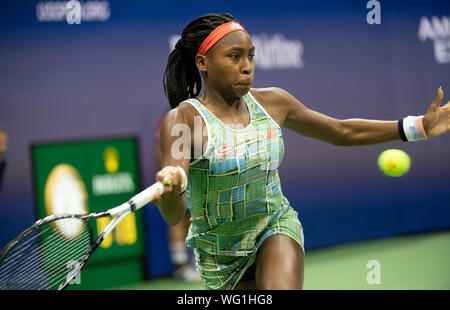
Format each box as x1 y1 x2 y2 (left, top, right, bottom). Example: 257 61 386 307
163 13 237 108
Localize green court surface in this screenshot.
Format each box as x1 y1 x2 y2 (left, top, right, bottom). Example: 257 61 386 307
115 230 450 290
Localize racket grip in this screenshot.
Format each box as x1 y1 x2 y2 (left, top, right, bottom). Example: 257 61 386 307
130 182 165 211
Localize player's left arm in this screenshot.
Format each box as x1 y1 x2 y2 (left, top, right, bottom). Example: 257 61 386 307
276 87 449 146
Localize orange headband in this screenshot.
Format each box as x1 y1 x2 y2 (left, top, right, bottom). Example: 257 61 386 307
197 21 247 56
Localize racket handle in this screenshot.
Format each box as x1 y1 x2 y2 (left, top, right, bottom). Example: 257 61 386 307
130 182 165 211
109 182 164 216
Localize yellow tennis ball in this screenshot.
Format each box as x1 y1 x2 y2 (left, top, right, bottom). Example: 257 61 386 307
377 149 411 177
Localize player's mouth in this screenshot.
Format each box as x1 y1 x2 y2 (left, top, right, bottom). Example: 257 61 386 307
236 81 253 87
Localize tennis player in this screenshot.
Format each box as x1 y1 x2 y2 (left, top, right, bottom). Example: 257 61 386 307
151 13 449 290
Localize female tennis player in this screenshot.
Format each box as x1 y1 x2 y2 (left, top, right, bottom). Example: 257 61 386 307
151 13 449 290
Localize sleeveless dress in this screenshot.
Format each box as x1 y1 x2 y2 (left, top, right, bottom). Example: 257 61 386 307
183 91 304 290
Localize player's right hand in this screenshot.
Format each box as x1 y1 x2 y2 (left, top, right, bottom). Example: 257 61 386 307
151 166 185 205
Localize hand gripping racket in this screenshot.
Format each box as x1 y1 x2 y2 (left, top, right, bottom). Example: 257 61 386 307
0 182 165 290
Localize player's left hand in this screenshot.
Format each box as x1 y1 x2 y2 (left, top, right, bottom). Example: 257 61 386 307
423 87 450 138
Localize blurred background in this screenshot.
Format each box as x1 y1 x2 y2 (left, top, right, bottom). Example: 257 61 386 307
0 0 449 290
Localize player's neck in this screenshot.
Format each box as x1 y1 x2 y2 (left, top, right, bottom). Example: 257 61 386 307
198 87 244 113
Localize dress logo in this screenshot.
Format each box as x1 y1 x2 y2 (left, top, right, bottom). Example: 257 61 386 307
216 145 234 155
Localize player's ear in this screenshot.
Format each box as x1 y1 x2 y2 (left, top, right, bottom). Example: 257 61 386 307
196 54 208 73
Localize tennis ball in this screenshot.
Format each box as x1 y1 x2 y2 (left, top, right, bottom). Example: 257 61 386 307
377 149 411 177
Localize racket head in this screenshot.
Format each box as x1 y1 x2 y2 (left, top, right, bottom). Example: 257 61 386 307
0 180 160 290
0 213 102 290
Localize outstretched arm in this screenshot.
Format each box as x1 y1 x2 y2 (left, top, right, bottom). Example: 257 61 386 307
278 87 448 146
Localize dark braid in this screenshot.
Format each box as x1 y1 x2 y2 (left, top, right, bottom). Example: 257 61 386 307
163 13 237 108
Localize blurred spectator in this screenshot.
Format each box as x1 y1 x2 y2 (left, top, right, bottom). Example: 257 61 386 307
0 125 8 191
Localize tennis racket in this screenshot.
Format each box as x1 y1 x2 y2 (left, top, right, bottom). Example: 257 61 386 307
0 181 164 290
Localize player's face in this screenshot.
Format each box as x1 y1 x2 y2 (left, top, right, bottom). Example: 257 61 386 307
204 31 255 98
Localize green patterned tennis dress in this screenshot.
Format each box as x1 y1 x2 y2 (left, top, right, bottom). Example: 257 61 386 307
184 91 304 290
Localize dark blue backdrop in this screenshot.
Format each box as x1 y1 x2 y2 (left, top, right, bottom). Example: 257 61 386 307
0 0 449 278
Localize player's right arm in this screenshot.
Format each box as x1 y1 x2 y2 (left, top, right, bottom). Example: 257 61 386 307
151 103 194 225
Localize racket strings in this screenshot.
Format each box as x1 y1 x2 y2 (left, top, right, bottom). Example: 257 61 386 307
0 218 93 290
0 225 53 274
0 224 60 289
7 229 91 290
36 231 92 289
0 220 90 290
33 232 91 290
0 225 58 285
1 231 90 290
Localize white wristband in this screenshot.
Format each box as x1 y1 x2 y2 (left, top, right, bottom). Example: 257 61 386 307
403 115 428 142
176 166 188 195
